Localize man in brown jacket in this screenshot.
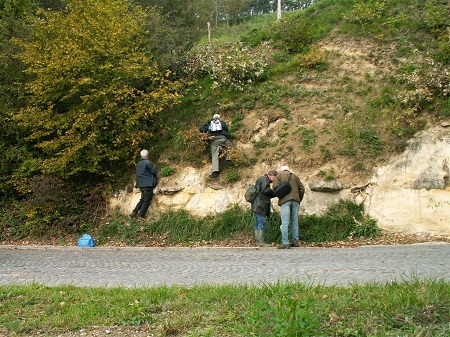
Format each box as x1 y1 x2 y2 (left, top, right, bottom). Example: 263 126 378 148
272 165 305 249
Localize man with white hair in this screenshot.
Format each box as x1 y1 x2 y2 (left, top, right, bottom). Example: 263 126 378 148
199 113 233 178
272 165 305 249
130 149 158 220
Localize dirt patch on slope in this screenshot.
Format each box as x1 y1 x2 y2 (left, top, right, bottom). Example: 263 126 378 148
231 36 402 188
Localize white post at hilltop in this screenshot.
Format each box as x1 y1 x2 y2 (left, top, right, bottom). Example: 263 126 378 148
277 0 282 20
208 21 211 44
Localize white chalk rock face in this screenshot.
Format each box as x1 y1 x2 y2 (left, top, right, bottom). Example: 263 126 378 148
110 126 450 236
366 126 449 236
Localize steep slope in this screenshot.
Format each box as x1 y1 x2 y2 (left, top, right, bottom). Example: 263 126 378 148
113 1 450 236
211 35 407 187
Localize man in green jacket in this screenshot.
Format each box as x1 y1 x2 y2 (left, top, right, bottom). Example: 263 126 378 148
251 170 278 246
272 166 305 249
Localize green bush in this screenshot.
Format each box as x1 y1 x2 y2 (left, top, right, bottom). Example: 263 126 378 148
0 178 107 240
300 199 380 242
160 166 176 177
184 42 271 91
422 1 450 36
272 16 315 53
225 169 240 182
343 0 387 25
436 31 450 65
240 27 273 47
396 59 450 112
297 45 328 70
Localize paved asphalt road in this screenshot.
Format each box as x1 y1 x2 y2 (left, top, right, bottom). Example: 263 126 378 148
0 243 449 288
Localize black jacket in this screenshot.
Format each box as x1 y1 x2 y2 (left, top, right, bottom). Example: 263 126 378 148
199 119 230 139
251 175 275 217
135 158 157 188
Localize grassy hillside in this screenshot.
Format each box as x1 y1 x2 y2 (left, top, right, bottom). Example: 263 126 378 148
1 0 448 245
152 0 449 186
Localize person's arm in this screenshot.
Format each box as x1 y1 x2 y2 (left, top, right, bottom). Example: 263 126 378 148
147 161 157 175
199 121 209 133
272 176 279 189
221 121 231 138
261 177 275 197
262 186 275 198
221 121 229 132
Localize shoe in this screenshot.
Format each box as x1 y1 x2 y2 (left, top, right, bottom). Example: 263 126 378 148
137 216 146 221
225 160 233 167
129 212 138 218
255 230 271 247
278 244 290 249
209 171 219 178
290 240 299 247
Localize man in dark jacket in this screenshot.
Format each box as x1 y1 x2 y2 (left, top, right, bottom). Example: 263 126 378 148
130 149 158 220
199 113 233 178
251 170 278 246
272 165 305 249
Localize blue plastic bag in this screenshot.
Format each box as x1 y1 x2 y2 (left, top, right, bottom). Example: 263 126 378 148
77 234 95 247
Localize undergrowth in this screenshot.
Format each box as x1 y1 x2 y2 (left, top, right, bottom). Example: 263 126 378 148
92 199 378 246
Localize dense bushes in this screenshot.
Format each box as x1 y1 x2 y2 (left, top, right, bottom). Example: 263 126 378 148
184 42 271 91
0 177 109 241
272 16 316 53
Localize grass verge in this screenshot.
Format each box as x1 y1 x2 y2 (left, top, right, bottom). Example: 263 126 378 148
1 278 449 336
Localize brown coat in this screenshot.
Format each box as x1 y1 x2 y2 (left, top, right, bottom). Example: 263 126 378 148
273 170 305 206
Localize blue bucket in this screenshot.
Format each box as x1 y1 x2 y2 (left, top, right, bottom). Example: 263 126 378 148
77 234 95 247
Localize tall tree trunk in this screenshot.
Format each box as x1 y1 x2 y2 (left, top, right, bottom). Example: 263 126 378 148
277 0 281 20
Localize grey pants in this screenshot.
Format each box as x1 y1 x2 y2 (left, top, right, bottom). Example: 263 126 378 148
210 136 232 172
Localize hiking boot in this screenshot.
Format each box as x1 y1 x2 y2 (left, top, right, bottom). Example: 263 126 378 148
278 244 290 249
209 171 219 178
129 212 138 219
225 160 233 167
137 216 146 222
290 240 299 247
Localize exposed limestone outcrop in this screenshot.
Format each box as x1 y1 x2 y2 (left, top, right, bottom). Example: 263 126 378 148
365 126 449 236
110 125 449 236
308 180 343 192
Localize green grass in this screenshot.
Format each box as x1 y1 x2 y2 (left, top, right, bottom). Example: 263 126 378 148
1 198 380 246
91 200 379 247
1 278 449 336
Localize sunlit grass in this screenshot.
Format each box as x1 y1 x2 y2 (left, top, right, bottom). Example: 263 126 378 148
1 278 448 336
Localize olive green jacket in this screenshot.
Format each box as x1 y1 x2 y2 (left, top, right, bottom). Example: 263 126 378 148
273 170 305 206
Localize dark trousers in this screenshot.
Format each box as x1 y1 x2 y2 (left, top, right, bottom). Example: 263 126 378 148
133 187 154 217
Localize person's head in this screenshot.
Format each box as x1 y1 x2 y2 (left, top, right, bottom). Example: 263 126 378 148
280 165 290 172
140 149 149 159
267 169 278 181
212 113 220 121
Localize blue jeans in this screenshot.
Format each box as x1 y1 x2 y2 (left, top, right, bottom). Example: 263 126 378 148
254 212 266 230
280 200 300 244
